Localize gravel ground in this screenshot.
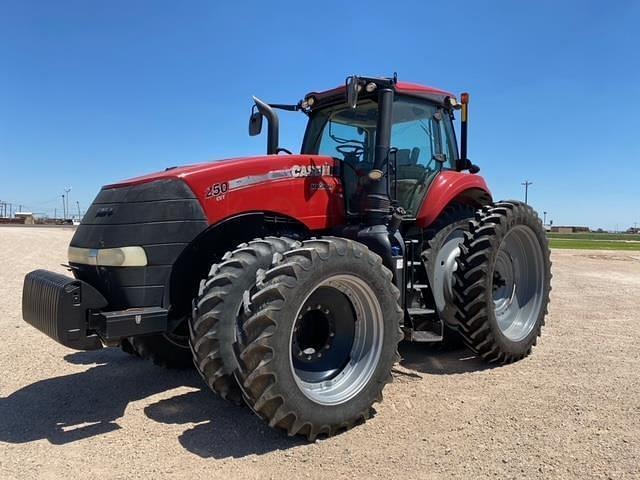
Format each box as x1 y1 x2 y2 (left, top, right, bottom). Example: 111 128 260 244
0 226 638 479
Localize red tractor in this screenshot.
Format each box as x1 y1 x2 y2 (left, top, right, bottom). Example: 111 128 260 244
23 75 551 440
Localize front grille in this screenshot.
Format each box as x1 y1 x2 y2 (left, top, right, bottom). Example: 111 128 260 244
70 179 208 309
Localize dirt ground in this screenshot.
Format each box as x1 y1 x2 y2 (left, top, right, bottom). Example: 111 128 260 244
0 226 638 479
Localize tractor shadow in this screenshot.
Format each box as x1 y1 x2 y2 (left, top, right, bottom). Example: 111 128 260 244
398 341 495 375
144 390 305 458
0 348 302 458
0 348 197 445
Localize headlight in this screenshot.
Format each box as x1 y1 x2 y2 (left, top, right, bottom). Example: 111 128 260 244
68 246 148 267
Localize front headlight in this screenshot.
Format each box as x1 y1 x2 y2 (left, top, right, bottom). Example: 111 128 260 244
68 246 148 267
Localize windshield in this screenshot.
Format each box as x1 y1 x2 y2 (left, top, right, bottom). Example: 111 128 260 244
302 100 378 165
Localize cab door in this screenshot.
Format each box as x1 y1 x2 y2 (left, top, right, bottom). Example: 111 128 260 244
391 97 457 215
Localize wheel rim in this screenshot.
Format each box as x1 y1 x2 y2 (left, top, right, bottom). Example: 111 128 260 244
289 274 384 406
492 225 545 342
432 228 465 310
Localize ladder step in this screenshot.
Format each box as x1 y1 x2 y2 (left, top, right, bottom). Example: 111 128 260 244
407 307 436 316
406 261 423 266
404 329 443 343
408 283 429 289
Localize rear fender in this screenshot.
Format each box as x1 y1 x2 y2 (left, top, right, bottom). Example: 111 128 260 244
416 171 492 228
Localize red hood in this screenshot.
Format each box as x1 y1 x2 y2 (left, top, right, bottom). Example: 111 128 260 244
103 155 282 189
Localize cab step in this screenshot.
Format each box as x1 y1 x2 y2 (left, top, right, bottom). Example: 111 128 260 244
403 329 443 343
407 307 436 316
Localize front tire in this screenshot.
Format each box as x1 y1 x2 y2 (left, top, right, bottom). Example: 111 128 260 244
236 237 403 441
190 237 299 405
128 325 193 369
453 201 551 363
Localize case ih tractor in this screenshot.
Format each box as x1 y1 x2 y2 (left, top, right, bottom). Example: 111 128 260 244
23 75 551 441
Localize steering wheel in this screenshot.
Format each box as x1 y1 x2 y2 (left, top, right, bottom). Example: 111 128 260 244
336 144 364 159
277 147 293 155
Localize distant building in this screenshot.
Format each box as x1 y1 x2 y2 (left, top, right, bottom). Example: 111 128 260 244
550 226 590 233
15 212 35 225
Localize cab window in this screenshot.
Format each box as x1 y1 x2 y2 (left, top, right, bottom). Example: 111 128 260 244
391 97 456 214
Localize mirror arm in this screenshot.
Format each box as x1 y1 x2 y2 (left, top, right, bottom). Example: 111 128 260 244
252 96 280 155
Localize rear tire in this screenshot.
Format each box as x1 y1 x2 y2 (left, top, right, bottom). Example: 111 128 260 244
453 201 551 363
190 237 299 405
421 203 476 330
236 237 403 441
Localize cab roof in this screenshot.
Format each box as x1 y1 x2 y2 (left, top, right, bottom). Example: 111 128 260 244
305 81 455 108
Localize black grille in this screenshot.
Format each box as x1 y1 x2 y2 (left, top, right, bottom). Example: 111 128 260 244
69 179 208 309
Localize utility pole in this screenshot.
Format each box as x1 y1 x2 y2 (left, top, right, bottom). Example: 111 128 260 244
54 208 57 220
521 180 533 205
64 187 71 220
76 201 81 220
543 211 547 225
61 195 66 219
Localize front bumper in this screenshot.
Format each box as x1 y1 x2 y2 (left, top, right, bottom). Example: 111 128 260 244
22 269 169 350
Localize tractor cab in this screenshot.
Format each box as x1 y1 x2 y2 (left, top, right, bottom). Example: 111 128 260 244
250 75 477 222
301 89 459 216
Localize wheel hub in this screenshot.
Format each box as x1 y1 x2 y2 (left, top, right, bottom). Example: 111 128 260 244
493 250 516 314
292 304 336 362
432 228 465 312
289 276 383 406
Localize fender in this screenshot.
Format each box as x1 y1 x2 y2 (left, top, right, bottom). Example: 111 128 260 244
167 211 310 316
416 171 492 228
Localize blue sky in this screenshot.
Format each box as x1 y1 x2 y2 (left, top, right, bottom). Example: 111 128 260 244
1 0 638 230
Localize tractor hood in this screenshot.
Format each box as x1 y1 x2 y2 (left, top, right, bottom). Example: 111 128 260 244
99 153 344 232
103 155 277 189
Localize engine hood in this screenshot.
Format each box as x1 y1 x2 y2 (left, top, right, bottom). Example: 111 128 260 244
104 155 302 189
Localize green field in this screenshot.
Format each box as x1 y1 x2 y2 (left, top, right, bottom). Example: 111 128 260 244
548 232 640 241
547 232 640 251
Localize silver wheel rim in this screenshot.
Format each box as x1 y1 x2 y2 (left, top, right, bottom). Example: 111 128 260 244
493 225 545 342
433 228 465 310
289 274 384 406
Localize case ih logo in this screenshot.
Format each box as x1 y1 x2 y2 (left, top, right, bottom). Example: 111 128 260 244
95 207 114 217
291 164 333 178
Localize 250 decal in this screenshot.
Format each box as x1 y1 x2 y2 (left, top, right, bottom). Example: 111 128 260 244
205 182 228 201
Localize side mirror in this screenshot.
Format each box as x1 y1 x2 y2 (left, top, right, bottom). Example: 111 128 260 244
346 75 359 109
248 109 263 136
